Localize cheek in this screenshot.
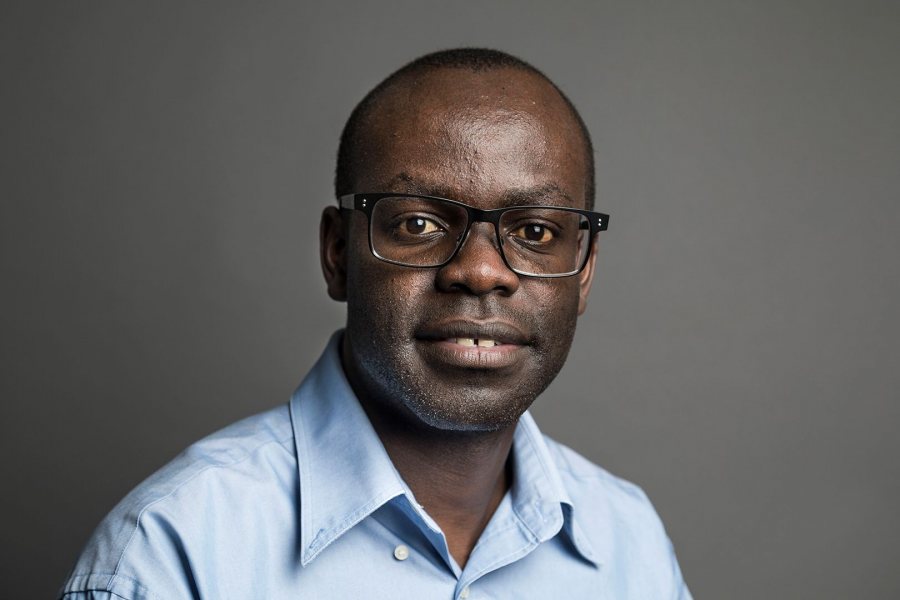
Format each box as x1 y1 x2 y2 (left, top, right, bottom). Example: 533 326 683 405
531 278 581 318
346 244 433 334
527 279 582 351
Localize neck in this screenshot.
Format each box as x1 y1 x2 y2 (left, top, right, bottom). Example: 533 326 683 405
341 343 516 568
365 402 515 568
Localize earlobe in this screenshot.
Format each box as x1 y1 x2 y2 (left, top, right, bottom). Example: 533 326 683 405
577 238 599 315
320 206 348 302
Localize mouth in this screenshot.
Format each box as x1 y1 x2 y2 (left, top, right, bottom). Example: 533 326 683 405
443 337 503 348
414 320 531 370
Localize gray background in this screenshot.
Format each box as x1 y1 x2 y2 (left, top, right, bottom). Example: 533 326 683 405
2 1 898 598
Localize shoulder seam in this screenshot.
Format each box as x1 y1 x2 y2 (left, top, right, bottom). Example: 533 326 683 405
61 591 132 600
61 571 159 600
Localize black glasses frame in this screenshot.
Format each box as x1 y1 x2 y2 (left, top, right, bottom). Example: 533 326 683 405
339 192 610 278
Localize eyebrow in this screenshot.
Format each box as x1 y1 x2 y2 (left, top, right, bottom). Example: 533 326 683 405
382 173 574 207
501 183 573 207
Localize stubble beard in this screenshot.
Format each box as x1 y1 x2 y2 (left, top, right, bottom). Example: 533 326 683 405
344 295 579 434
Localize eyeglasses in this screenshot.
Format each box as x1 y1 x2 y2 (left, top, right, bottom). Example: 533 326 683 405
339 193 609 278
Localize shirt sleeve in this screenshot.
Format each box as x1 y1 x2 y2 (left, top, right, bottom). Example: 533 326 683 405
57 571 161 600
675 572 694 600
668 534 694 600
60 591 135 600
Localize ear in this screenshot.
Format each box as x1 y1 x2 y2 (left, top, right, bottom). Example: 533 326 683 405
320 206 348 302
577 237 599 315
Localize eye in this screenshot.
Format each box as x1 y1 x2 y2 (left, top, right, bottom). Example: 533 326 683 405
404 217 441 235
512 224 554 243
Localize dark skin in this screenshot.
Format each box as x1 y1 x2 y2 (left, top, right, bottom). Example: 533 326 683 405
320 67 598 567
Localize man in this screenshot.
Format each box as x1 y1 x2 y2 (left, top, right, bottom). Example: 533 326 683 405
60 49 691 599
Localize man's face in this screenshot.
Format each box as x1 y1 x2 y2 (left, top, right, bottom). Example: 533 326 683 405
326 68 597 432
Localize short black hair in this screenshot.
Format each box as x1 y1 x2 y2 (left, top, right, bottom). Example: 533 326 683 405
334 48 596 209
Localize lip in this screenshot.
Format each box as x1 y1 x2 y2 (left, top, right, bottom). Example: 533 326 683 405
415 319 531 370
416 319 530 345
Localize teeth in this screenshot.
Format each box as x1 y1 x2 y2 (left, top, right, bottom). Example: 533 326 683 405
448 338 498 347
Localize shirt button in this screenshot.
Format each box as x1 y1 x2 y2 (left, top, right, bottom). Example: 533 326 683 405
459 586 470 599
393 544 410 561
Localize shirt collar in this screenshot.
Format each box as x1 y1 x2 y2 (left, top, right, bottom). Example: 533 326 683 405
510 411 599 566
290 332 409 565
290 331 598 567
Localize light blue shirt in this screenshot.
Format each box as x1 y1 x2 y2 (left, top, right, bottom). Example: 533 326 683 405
60 332 691 599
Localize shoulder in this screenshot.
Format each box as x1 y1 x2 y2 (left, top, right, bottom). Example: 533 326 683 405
106 404 296 522
542 435 691 598
60 405 297 600
543 434 658 518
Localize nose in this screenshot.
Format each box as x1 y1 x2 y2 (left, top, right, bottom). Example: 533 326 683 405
434 222 520 296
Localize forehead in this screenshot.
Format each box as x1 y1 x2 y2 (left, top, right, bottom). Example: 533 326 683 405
356 68 588 209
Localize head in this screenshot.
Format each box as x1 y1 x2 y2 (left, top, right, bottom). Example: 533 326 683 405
321 48 600 433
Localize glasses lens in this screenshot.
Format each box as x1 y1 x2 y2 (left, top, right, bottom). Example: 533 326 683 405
370 196 468 267
499 208 590 276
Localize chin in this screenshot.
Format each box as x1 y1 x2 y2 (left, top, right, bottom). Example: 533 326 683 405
345 324 556 433
398 383 534 433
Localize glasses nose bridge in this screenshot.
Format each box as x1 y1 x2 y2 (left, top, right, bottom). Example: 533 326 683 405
457 206 504 252
444 207 506 269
